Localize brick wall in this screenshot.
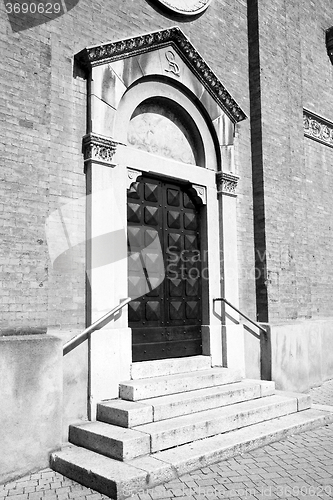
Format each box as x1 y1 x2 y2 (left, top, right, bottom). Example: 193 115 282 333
303 139 333 319
300 0 333 319
250 0 333 323
301 0 333 117
0 0 254 331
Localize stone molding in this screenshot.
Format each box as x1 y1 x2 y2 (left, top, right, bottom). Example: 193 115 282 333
82 133 118 165
216 172 239 196
75 27 246 124
303 109 333 149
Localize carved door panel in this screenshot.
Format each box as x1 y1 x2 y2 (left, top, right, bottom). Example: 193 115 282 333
127 176 202 361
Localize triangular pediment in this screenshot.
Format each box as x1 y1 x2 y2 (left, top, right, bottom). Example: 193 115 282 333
75 27 246 123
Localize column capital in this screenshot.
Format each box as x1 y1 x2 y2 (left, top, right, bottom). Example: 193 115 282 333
216 172 240 196
82 133 119 166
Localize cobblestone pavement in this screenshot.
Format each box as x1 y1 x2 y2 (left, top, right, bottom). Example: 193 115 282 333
2 380 333 500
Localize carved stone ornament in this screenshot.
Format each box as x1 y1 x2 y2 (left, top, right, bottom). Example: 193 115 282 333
82 133 118 165
127 168 142 190
216 172 239 196
192 184 207 204
303 109 333 149
75 27 246 124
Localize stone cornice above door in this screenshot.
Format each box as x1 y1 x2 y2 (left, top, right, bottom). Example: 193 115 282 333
75 27 246 124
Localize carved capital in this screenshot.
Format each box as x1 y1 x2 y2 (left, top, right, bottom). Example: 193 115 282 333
216 172 239 196
303 109 333 149
83 133 118 165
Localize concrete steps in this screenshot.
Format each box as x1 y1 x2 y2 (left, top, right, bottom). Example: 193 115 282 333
51 406 333 500
72 392 299 460
98 380 275 426
134 394 300 452
50 358 333 499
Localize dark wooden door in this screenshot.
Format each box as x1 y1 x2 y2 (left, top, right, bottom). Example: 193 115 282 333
127 176 202 361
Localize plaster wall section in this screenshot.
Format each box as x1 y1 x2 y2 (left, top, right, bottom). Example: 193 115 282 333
0 336 62 484
269 320 333 392
51 329 89 440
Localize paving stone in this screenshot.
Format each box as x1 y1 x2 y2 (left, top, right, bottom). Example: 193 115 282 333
50 482 63 489
28 492 46 500
5 495 26 500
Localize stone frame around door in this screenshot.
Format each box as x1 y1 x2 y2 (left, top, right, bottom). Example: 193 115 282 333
77 27 246 419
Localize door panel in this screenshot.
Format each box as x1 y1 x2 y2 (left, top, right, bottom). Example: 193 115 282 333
127 176 202 361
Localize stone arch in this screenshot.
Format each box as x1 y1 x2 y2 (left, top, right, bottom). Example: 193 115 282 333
77 26 246 172
113 78 217 169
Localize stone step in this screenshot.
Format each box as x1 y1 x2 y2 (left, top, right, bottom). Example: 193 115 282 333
98 380 276 427
140 380 276 422
51 406 333 500
119 367 242 401
130 355 212 380
134 394 299 452
69 421 150 461
97 399 154 428
154 405 333 476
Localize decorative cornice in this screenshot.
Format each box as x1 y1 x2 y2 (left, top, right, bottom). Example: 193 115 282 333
216 172 239 196
303 109 333 149
75 27 246 124
82 133 118 165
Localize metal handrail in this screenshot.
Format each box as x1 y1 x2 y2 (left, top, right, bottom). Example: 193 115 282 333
63 297 132 355
213 297 267 335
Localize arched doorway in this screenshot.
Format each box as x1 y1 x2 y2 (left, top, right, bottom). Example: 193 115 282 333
78 27 245 411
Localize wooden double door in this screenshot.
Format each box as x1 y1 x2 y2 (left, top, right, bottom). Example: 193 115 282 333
127 175 202 361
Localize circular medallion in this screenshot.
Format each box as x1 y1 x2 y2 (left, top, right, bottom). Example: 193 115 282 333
155 0 213 16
